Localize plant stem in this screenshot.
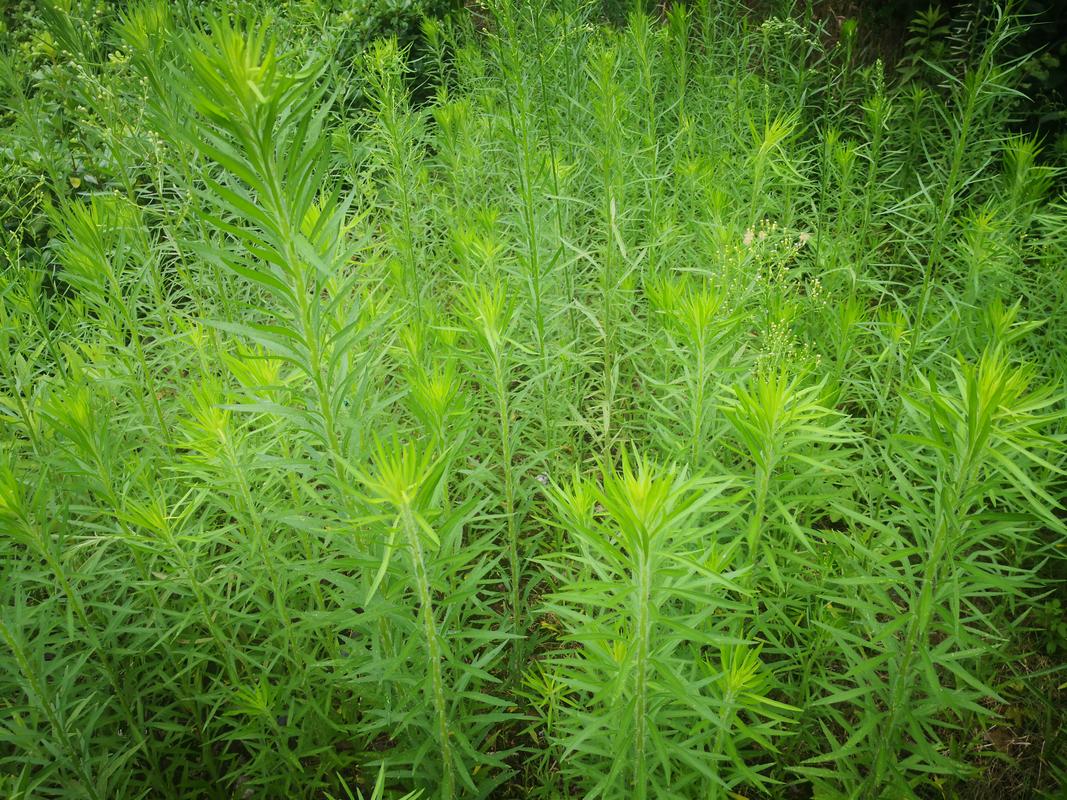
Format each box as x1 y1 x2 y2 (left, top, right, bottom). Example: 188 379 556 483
399 504 456 799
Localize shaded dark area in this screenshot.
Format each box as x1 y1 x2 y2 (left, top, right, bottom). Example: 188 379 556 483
819 0 1067 153
606 0 1062 156
610 0 1067 155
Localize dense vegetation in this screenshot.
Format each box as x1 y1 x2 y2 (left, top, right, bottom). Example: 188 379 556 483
1 1 1065 797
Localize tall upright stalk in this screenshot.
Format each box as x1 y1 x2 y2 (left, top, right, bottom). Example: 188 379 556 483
491 2 555 453
367 40 426 321
591 43 625 446
398 502 456 799
896 10 1021 411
